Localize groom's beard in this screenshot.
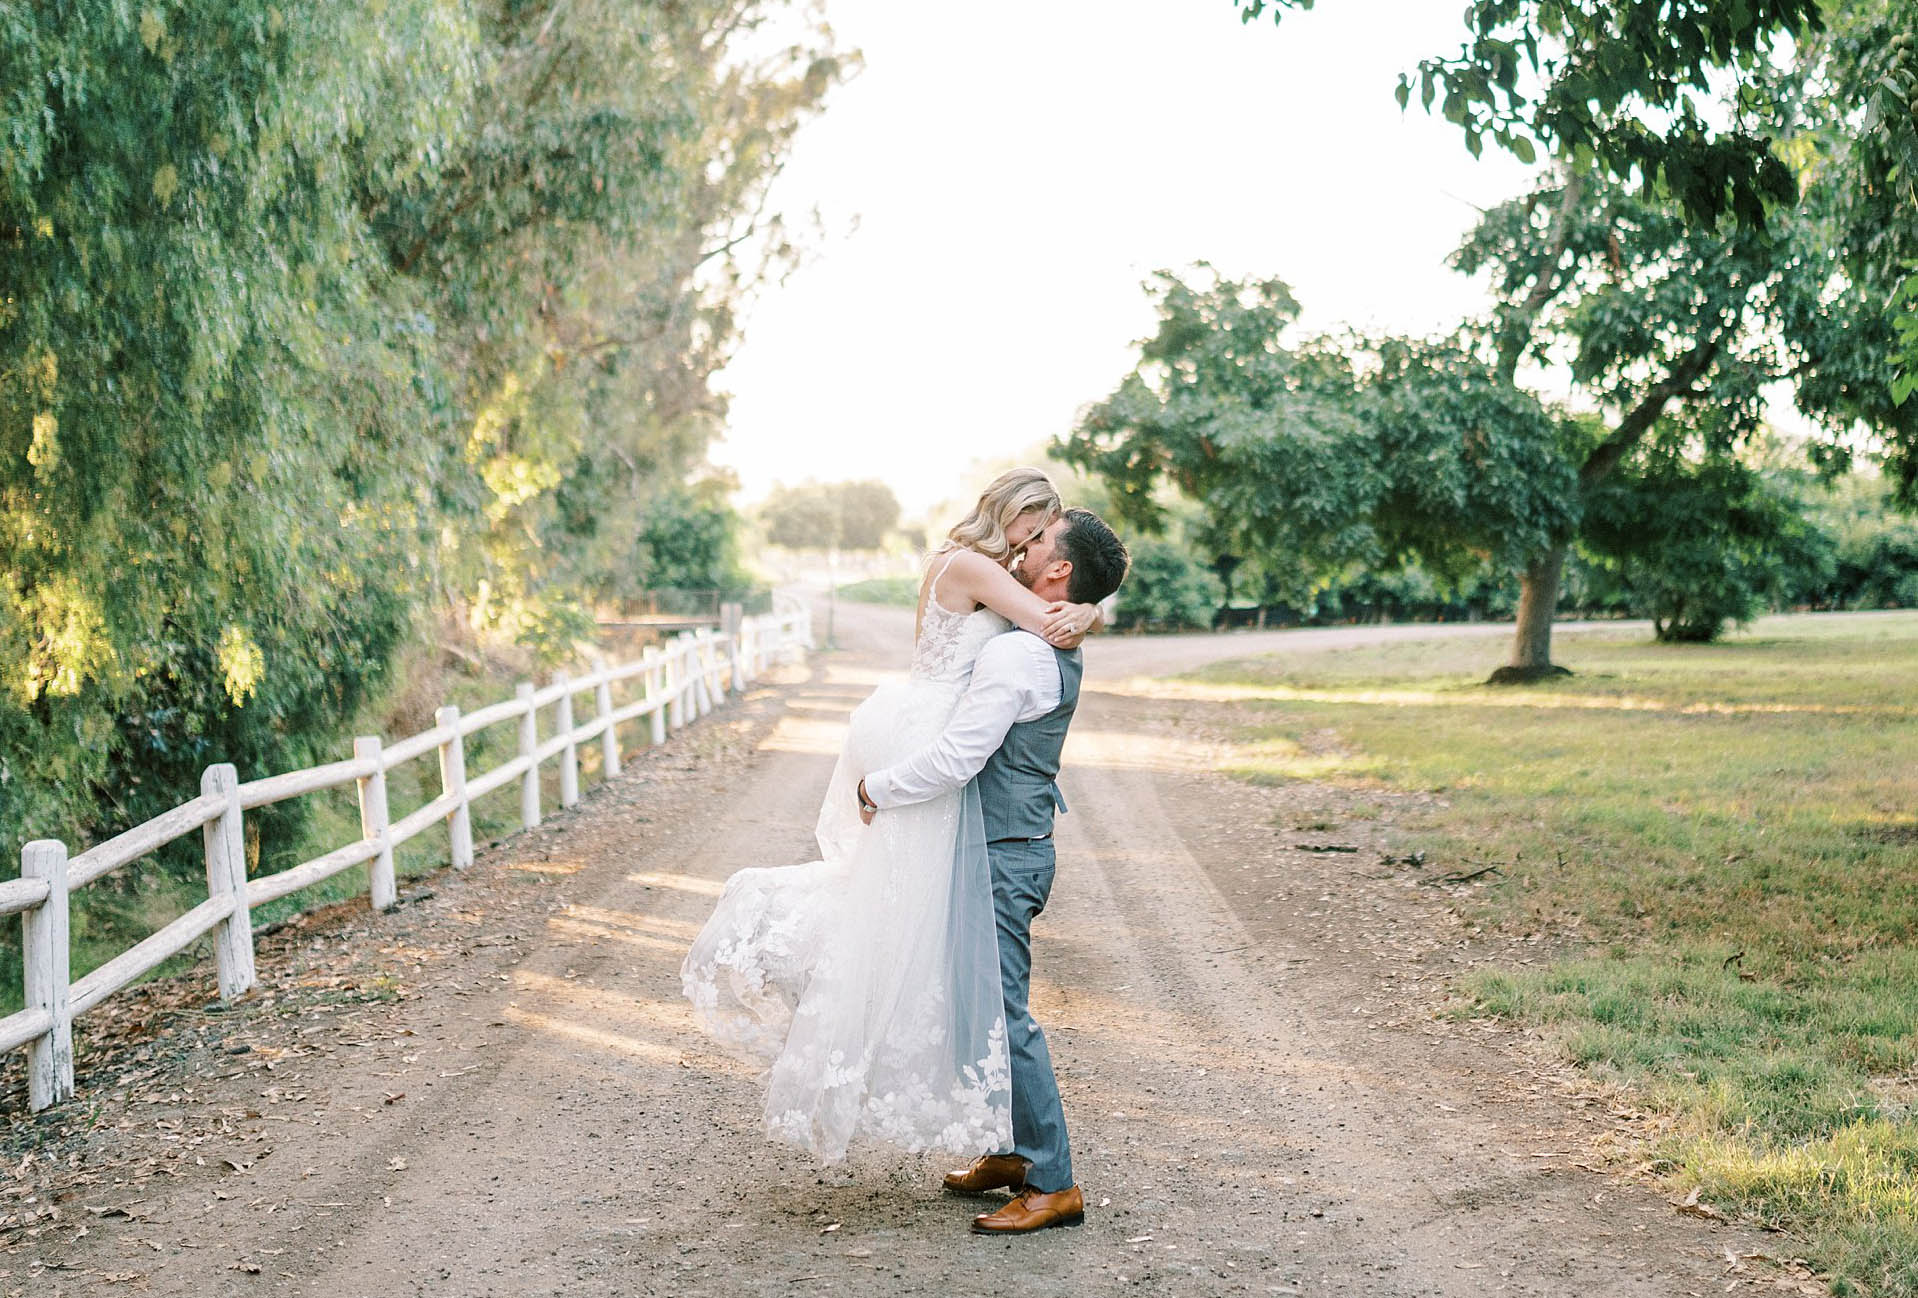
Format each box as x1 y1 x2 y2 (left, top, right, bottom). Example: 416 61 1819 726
1010 551 1037 590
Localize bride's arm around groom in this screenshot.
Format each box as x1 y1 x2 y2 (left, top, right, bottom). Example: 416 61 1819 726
859 508 1129 823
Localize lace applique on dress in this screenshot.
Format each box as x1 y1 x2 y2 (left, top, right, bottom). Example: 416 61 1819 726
910 552 1011 685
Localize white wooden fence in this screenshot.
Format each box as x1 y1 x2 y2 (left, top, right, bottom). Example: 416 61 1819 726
1 600 812 1112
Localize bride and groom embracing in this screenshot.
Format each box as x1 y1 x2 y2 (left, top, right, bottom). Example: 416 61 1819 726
682 468 1130 1235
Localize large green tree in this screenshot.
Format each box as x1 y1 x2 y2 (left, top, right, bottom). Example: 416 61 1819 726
1 2 468 848
1456 165 1913 674
359 0 844 649
0 1 843 865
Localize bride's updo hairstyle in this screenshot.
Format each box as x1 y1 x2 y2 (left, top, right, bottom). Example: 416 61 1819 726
939 467 1063 566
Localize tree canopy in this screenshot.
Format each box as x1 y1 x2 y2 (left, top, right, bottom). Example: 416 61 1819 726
0 1 843 859
1233 0 1822 226
1060 272 1579 607
1233 0 1918 403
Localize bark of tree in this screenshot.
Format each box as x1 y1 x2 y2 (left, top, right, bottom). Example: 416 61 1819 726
1489 544 1573 683
1487 328 1726 684
1494 173 1585 387
1482 174 1586 684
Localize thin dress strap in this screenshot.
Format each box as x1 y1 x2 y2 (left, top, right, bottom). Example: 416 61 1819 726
925 549 962 613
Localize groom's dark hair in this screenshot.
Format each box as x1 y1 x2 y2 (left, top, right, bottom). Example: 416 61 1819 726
1059 508 1129 606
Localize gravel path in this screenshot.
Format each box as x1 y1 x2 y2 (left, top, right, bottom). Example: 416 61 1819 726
3 602 1807 1297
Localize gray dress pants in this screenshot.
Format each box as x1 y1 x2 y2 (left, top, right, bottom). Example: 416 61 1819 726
987 837 1073 1193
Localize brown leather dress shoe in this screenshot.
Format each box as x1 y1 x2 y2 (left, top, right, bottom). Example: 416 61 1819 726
969 1185 1085 1234
942 1153 1029 1195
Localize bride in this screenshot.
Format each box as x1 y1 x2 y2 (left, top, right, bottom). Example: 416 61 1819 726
681 468 1101 1162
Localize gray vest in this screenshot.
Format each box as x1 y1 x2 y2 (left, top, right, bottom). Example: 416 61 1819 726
976 641 1082 841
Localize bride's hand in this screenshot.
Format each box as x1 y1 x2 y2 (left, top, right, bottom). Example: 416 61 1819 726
1040 601 1098 648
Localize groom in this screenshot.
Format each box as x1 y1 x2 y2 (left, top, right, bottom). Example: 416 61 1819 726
857 508 1129 1235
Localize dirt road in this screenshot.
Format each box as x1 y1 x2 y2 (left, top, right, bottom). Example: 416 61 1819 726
5 603 1794 1296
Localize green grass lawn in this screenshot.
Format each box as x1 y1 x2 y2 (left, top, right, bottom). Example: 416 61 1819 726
1191 611 1918 1297
834 575 919 606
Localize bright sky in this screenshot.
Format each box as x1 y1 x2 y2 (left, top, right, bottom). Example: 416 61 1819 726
710 0 1536 519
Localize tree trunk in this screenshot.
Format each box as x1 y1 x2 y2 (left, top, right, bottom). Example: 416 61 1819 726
1488 545 1574 684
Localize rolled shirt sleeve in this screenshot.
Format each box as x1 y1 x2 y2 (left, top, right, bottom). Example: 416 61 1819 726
864 632 1063 809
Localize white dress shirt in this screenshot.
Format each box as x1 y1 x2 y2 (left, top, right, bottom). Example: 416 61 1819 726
864 631 1064 809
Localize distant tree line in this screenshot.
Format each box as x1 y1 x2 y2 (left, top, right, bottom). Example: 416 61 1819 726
1115 470 1918 637
759 480 904 552
0 2 847 860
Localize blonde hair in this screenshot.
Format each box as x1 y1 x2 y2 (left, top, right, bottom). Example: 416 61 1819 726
939 467 1063 566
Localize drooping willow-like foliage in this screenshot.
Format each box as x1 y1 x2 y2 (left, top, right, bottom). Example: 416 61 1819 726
0 1 844 863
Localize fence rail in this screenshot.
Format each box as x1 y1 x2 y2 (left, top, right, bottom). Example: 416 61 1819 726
3 598 812 1112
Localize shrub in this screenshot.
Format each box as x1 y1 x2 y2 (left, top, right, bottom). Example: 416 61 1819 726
1579 456 1835 642
1117 540 1224 630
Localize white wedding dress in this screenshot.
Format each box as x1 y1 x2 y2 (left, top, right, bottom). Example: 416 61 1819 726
681 566 1014 1162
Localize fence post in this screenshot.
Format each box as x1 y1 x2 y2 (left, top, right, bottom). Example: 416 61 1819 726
721 603 744 693
720 629 739 699
556 671 579 810
436 705 474 869
200 763 257 999
692 634 714 717
21 840 73 1111
673 638 690 724
646 647 668 745
354 738 397 911
666 645 685 732
517 681 542 828
595 666 620 779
